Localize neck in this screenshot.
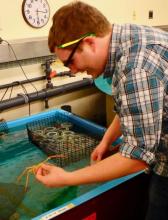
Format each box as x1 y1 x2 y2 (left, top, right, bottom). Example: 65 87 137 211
103 29 113 61
96 29 112 74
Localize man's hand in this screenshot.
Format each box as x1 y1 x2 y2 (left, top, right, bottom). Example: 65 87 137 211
35 163 70 187
91 115 122 164
91 142 109 163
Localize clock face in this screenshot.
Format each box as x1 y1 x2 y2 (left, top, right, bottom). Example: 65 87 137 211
22 0 50 28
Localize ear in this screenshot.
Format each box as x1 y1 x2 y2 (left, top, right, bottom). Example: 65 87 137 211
82 37 96 51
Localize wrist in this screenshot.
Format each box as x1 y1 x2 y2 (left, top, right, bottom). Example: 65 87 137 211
100 139 110 149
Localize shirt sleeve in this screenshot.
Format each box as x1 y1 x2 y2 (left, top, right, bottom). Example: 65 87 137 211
117 68 164 165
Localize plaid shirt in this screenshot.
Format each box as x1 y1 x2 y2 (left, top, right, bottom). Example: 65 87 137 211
104 24 168 176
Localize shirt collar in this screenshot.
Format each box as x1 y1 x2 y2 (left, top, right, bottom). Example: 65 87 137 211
103 24 122 78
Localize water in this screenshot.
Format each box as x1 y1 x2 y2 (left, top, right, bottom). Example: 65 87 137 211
0 126 100 220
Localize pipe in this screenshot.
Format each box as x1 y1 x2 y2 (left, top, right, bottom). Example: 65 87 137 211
0 78 94 111
0 71 73 90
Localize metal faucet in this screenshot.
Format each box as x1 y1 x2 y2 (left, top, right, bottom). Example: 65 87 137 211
41 58 56 108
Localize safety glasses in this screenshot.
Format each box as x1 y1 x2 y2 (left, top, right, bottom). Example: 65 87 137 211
57 33 95 67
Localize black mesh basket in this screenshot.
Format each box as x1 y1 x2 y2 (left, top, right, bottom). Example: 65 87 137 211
0 119 8 136
26 114 100 167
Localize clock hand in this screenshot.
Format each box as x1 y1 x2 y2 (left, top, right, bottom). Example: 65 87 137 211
36 9 40 24
37 10 47 13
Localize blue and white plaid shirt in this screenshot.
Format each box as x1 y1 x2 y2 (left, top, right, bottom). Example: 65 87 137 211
104 24 168 176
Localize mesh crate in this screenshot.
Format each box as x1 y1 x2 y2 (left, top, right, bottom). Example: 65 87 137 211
0 119 8 137
26 114 100 167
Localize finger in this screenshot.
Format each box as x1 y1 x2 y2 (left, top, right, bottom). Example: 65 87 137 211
36 167 43 176
97 154 102 162
36 168 47 183
39 163 53 170
90 154 102 165
91 151 97 161
36 163 55 179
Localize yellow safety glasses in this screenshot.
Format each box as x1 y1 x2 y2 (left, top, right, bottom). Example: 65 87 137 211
57 33 95 67
57 32 95 48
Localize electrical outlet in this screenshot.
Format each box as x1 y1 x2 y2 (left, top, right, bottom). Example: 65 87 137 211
148 10 153 19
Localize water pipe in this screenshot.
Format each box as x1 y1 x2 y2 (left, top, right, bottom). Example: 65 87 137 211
0 78 94 111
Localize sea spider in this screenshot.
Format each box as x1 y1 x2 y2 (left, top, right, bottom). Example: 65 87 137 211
17 154 66 192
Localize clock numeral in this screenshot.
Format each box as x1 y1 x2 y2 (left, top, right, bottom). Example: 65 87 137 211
26 3 32 8
29 15 32 19
41 19 44 23
30 0 34 3
25 9 30 14
43 3 46 8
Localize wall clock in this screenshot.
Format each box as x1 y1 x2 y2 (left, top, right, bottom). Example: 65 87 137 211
22 0 50 28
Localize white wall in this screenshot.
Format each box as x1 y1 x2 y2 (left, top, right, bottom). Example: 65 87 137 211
84 0 168 26
0 0 167 40
0 0 167 122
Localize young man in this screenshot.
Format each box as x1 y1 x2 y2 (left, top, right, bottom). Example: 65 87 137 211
36 1 168 219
